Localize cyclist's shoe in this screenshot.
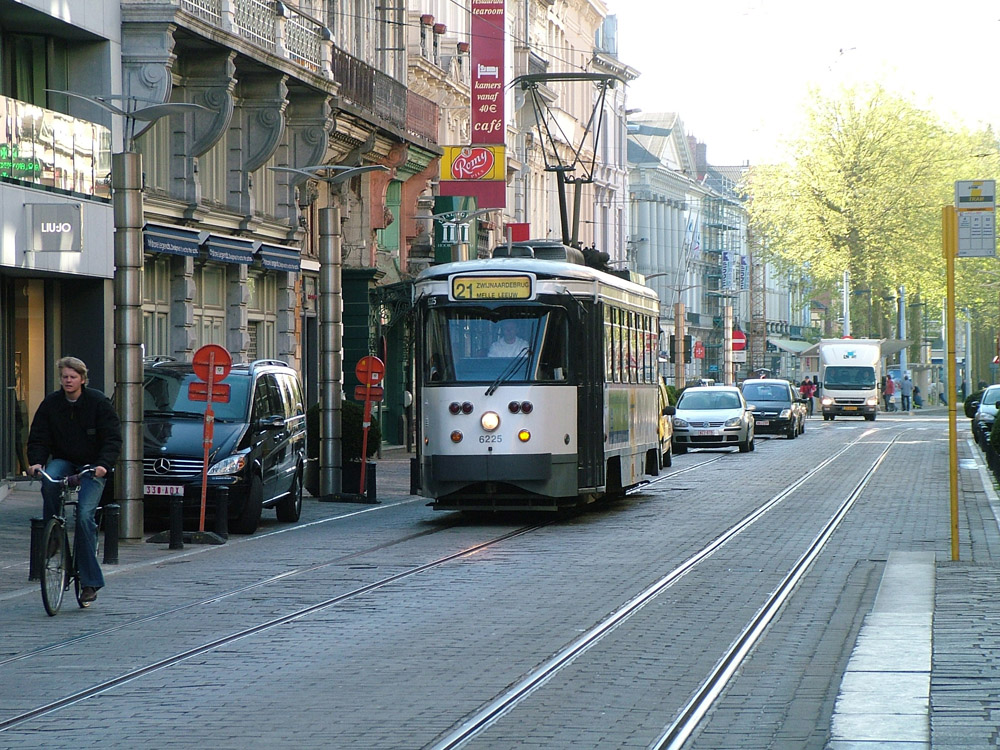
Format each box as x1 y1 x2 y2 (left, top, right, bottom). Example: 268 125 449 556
80 587 98 604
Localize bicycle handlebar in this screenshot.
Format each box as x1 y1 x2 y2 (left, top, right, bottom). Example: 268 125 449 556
32 466 97 487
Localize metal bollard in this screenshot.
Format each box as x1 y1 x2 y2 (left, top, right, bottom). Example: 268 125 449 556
29 518 46 581
366 461 377 502
214 487 229 539
169 496 184 549
102 504 120 564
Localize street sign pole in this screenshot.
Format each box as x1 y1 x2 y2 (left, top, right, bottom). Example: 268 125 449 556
944 206 959 561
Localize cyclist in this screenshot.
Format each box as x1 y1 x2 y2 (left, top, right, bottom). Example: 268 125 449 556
27 356 122 605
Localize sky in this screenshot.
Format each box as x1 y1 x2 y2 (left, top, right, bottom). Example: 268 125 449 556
609 0 1000 166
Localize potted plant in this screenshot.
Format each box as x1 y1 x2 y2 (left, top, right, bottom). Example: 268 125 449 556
305 400 381 497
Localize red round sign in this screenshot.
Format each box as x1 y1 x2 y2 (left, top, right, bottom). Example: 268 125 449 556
355 355 385 385
731 329 747 351
192 344 233 382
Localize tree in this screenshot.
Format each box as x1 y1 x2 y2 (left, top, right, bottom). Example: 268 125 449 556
745 84 1000 337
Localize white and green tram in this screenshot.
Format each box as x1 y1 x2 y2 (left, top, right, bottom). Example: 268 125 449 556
411 251 669 511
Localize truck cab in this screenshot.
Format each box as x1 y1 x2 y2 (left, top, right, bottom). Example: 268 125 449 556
818 339 881 421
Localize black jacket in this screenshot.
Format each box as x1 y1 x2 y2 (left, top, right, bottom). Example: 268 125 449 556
26 387 122 472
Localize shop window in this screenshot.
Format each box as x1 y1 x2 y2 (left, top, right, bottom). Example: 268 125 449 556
142 256 172 357
247 271 276 359
193 265 226 348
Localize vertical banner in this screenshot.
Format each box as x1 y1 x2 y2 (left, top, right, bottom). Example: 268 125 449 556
471 0 505 145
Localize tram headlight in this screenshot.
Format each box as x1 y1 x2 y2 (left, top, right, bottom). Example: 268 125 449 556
481 411 500 431
518 429 531 442
450 430 463 443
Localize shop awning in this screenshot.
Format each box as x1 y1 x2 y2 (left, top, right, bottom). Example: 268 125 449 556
768 337 815 354
143 223 204 257
256 242 301 272
204 234 254 265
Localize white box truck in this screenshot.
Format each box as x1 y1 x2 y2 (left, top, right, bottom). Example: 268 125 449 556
818 338 881 421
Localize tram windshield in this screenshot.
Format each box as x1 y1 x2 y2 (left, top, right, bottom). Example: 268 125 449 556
423 307 569 384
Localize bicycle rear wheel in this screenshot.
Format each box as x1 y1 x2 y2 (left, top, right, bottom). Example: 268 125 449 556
40 519 67 616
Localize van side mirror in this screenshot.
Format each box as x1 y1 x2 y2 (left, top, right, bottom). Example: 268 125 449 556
662 405 675 416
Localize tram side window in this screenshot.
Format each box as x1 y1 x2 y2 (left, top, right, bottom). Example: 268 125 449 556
537 309 568 380
604 306 614 382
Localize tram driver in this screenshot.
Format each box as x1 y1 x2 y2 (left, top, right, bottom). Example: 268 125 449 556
489 320 528 357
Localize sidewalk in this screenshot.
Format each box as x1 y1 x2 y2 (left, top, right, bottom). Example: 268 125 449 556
829 423 1000 748
0 446 417 600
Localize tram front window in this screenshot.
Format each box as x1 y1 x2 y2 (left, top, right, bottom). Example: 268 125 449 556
424 308 569 384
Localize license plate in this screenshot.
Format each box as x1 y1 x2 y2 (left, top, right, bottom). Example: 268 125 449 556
756 420 770 426
144 484 184 496
697 429 719 436
844 406 858 411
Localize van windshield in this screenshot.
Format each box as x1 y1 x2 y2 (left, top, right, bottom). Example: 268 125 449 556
824 366 876 390
423 306 569 384
143 370 251 421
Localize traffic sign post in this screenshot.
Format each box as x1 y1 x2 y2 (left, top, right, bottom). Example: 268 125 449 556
354 356 385 498
193 344 232 539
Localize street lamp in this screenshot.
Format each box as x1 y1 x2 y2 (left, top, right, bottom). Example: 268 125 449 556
271 164 389 501
48 90 211 540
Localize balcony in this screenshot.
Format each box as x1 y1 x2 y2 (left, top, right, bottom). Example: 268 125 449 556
179 0 330 75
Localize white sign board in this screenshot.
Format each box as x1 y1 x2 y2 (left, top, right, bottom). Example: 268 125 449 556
955 180 996 257
732 350 747 363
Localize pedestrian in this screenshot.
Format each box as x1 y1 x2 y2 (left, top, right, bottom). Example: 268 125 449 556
913 384 923 409
799 378 814 416
883 374 895 411
900 374 913 411
27 356 122 606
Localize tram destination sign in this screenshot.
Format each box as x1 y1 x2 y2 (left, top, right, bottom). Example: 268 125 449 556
450 274 533 300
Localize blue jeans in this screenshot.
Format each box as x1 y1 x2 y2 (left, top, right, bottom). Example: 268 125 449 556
41 458 106 589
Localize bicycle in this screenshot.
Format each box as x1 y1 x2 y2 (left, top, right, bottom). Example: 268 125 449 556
34 466 99 616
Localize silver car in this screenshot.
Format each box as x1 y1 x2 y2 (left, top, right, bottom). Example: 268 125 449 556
672 385 755 454
973 384 1000 447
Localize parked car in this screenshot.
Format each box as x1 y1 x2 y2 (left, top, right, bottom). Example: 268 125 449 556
141 358 306 534
973 384 1000 447
657 376 675 467
740 378 806 439
672 385 755 454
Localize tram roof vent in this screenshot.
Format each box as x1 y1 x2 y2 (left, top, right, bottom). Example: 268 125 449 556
492 240 585 265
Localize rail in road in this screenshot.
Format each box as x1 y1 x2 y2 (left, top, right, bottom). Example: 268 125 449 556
0 419 937 747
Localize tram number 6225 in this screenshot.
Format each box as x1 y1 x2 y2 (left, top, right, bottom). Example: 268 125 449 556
479 435 502 443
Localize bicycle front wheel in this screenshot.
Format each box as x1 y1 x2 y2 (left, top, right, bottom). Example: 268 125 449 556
40 519 67 616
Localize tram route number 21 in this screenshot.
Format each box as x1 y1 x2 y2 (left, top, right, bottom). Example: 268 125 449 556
451 275 532 300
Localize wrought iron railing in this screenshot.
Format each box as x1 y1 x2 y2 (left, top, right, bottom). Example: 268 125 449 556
406 91 438 142
180 0 222 25
283 3 326 72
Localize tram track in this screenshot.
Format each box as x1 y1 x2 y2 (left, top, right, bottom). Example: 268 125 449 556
428 427 901 749
1 424 895 741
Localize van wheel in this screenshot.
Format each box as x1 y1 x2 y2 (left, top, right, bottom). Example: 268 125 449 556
232 475 263 534
275 470 303 523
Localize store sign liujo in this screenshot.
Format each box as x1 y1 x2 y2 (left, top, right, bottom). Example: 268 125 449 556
26 202 82 252
440 146 505 182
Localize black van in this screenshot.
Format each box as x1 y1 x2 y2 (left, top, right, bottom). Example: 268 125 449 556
141 359 306 534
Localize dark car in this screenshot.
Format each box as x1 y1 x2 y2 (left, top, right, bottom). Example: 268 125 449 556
740 378 806 439
141 359 306 534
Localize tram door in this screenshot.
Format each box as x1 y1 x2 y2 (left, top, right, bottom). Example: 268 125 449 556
577 303 604 490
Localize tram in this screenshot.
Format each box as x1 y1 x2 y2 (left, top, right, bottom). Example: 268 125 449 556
411 243 668 511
